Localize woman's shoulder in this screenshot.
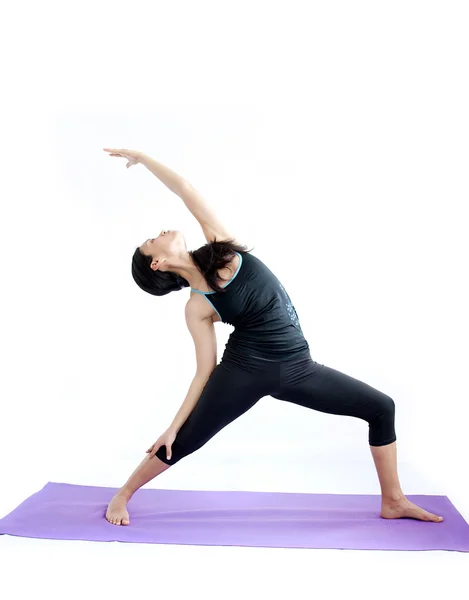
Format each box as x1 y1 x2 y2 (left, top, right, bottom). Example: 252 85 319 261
186 292 221 322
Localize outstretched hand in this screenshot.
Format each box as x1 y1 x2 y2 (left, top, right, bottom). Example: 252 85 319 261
146 428 177 461
103 148 142 168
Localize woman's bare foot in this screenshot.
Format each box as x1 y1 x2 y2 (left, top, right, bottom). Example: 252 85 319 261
381 496 444 522
106 492 130 526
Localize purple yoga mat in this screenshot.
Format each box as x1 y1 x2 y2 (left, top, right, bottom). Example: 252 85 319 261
1 482 468 551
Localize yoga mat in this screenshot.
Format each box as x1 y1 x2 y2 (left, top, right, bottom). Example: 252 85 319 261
1 482 468 551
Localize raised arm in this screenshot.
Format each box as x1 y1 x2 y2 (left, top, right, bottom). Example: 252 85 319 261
178 179 237 243
138 152 187 195
139 153 237 244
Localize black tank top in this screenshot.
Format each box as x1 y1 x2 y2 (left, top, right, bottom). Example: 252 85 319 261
190 251 310 362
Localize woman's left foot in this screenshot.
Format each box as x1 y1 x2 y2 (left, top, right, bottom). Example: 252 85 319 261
106 492 130 526
381 496 444 522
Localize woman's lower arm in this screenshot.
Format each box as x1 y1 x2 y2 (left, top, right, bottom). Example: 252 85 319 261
139 153 187 196
168 372 211 433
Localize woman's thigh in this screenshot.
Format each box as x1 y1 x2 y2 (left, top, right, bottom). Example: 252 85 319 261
169 359 277 456
271 357 394 424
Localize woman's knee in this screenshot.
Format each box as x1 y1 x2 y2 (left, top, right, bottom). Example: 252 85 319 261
366 394 396 430
367 393 395 420
380 395 395 418
367 394 396 445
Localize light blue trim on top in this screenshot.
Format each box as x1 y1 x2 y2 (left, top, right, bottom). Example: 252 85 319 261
190 252 243 295
190 252 243 323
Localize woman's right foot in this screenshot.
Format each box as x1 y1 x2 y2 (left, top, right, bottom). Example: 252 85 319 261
381 496 443 522
106 492 130 526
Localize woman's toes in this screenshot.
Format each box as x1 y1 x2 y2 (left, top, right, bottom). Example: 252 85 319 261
419 508 442 522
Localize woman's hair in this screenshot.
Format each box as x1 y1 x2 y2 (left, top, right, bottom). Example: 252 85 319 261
131 237 253 297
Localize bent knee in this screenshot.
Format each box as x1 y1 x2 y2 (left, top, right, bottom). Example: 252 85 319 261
377 395 395 418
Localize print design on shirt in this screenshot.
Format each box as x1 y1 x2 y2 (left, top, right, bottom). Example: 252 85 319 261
278 282 303 334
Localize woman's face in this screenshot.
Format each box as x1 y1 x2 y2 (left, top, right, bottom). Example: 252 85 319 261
139 230 186 270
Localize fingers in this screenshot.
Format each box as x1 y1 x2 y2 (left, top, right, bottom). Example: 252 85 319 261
103 148 123 158
145 438 174 460
147 444 171 460
103 148 138 165
148 441 161 459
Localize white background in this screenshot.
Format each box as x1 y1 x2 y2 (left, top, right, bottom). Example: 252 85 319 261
0 0 468 597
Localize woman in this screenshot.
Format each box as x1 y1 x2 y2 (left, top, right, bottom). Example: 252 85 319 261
102 147 443 527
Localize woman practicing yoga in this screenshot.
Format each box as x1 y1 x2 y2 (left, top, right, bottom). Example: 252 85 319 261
103 147 444 527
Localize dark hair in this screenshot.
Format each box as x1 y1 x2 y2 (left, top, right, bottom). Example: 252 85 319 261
131 237 253 297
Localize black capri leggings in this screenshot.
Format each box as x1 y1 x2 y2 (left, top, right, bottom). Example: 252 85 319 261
155 353 397 466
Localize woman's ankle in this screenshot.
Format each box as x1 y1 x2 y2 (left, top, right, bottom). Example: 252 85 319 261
381 489 405 503
116 486 133 502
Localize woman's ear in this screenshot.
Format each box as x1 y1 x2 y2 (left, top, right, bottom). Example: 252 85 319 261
151 258 166 272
